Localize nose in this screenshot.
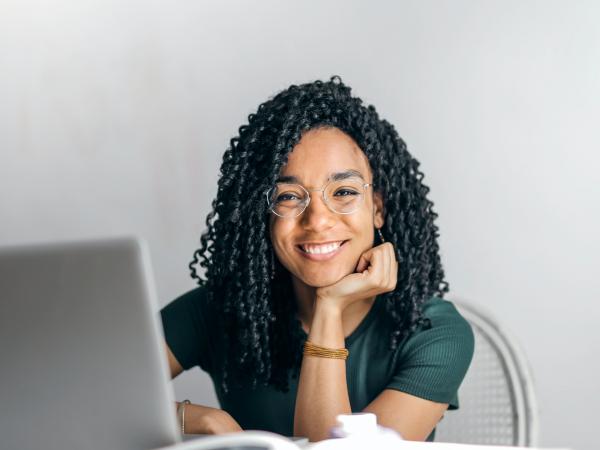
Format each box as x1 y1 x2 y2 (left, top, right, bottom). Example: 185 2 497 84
300 191 336 231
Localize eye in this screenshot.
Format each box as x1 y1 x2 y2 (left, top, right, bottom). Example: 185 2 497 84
334 189 359 197
276 193 300 202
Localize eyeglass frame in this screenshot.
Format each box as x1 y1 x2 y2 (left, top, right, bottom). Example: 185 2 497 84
265 177 375 219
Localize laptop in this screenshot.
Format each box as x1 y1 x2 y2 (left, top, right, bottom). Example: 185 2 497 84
0 236 180 450
0 236 299 450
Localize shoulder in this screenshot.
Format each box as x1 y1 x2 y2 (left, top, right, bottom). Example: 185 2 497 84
401 296 475 363
422 297 473 335
173 284 210 303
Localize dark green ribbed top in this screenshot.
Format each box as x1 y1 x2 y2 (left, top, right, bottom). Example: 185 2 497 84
160 287 474 441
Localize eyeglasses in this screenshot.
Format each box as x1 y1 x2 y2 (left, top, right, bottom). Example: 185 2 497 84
265 176 374 218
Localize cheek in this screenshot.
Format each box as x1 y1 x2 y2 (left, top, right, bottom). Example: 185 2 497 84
269 222 292 260
349 212 374 236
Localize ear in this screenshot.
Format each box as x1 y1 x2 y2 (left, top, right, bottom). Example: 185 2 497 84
373 191 385 229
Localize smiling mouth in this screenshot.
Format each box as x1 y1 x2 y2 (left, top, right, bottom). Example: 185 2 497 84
297 240 349 255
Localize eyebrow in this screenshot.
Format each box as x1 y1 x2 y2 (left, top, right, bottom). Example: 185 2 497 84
276 169 365 184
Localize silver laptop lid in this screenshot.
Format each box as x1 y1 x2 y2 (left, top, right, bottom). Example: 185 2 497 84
0 236 180 450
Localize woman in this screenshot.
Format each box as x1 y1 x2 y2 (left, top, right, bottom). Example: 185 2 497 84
160 76 474 442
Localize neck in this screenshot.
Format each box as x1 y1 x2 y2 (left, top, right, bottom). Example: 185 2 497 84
291 275 376 337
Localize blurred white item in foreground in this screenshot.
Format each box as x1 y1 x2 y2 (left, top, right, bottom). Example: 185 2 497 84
329 412 402 439
152 430 300 449
308 437 570 450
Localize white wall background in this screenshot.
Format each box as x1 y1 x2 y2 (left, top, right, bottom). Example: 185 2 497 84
1 1 598 449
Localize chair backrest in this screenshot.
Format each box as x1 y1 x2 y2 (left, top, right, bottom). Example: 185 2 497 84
435 299 539 446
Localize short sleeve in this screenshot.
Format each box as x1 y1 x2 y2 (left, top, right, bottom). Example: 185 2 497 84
160 287 215 373
386 299 474 410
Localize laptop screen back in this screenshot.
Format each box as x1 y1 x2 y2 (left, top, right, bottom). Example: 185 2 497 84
0 237 180 450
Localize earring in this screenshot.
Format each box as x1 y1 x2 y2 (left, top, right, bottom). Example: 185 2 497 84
377 228 385 243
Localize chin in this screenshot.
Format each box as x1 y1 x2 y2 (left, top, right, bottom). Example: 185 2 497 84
298 270 348 288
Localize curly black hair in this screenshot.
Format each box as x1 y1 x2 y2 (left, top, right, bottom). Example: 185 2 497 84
189 76 448 393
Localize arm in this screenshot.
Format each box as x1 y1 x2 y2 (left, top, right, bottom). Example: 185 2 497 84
293 307 448 442
363 390 448 440
366 299 475 440
165 342 243 434
294 243 396 441
293 304 351 441
166 342 184 378
294 243 453 442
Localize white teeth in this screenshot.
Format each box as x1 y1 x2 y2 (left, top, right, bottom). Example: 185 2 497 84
301 241 343 254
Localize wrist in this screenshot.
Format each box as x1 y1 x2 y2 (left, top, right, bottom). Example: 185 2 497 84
314 295 344 316
307 303 344 348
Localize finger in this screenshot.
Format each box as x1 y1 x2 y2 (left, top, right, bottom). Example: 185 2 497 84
381 243 390 287
356 242 388 273
355 247 375 273
386 243 397 289
366 246 385 286
390 255 398 288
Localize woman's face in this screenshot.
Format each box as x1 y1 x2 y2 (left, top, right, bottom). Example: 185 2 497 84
269 127 384 288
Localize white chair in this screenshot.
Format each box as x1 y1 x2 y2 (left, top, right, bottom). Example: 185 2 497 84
435 299 539 446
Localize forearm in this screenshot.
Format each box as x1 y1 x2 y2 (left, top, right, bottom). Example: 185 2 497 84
294 304 351 441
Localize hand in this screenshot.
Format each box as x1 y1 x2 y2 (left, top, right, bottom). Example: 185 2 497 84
187 405 243 435
315 242 398 314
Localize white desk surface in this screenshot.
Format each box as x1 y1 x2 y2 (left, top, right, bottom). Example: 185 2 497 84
153 430 570 450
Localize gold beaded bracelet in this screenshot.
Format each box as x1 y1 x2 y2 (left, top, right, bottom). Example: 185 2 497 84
303 340 349 360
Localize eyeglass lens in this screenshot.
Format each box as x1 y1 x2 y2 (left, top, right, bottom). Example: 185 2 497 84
268 178 366 217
